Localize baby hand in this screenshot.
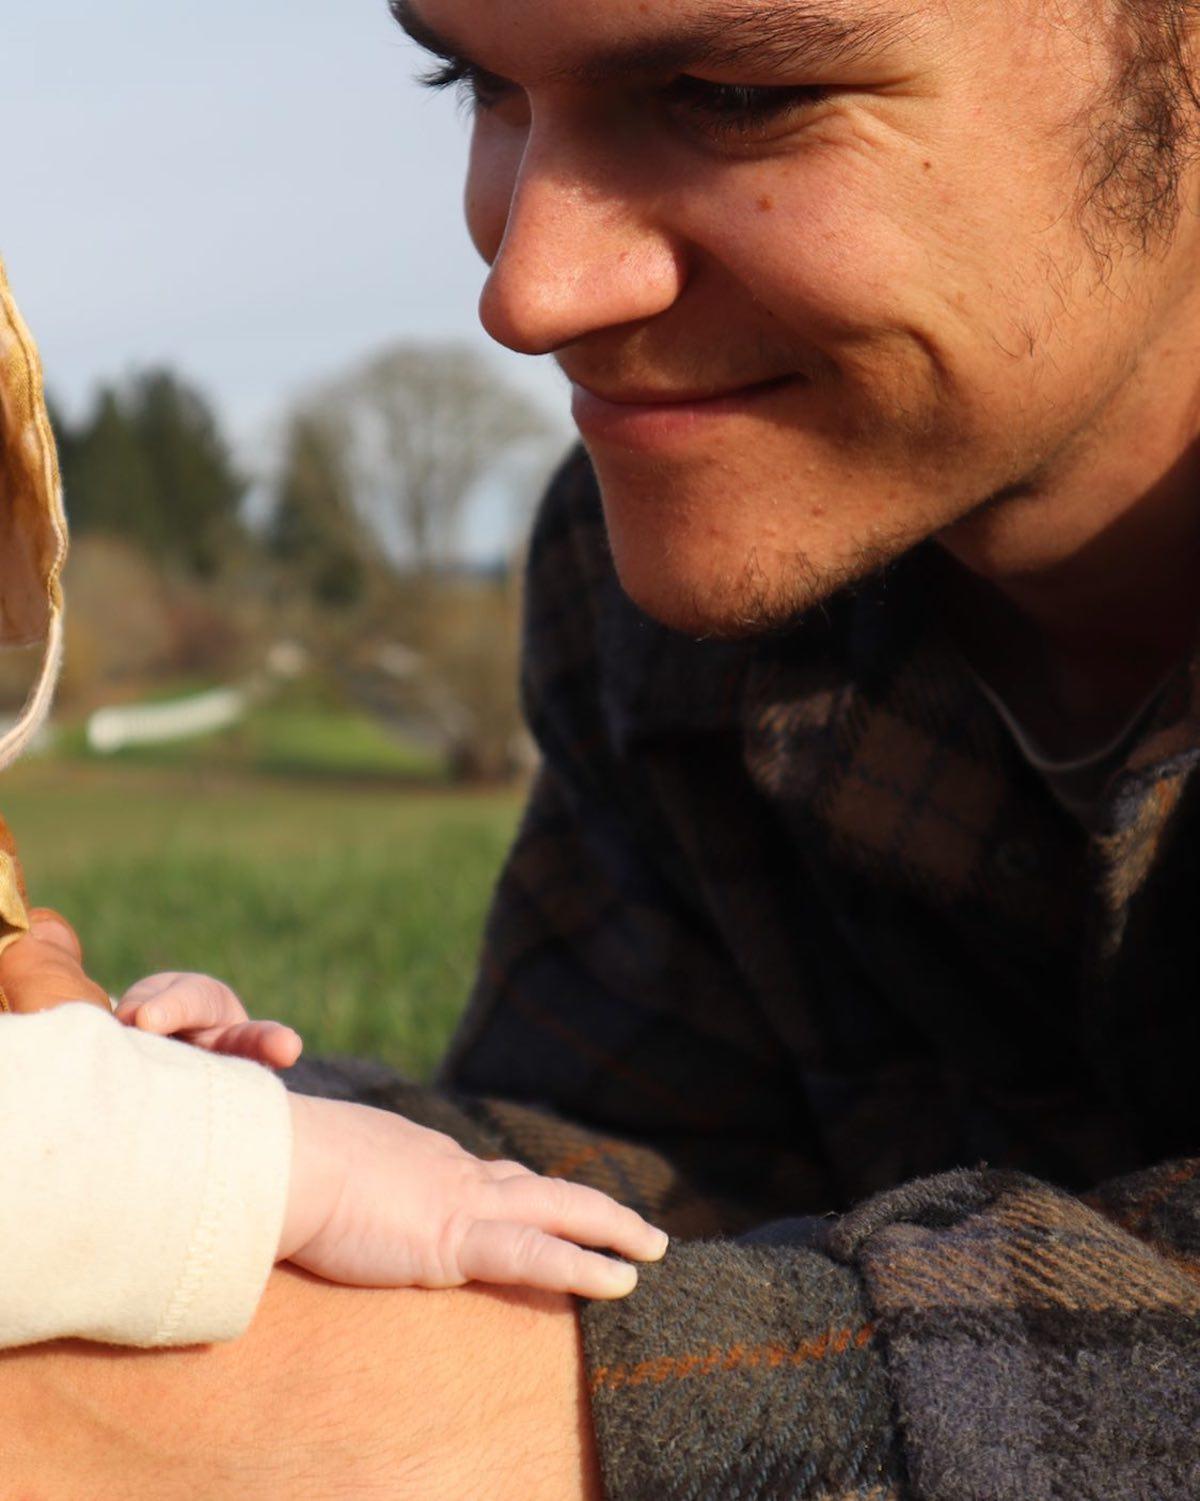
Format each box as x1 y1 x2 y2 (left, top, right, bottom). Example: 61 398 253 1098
115 972 303 1072
281 1093 670 1300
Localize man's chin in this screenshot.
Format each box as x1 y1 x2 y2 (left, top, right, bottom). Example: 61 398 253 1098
608 539 863 641
588 449 933 641
600 487 934 638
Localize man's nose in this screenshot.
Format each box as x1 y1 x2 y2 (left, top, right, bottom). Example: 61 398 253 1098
475 131 686 357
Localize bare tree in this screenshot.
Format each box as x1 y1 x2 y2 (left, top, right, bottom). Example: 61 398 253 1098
339 343 556 573
264 342 562 782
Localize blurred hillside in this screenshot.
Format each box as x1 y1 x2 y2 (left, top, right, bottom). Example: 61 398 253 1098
12 342 568 785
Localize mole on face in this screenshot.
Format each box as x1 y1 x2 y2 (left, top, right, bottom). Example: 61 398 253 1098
757 194 775 213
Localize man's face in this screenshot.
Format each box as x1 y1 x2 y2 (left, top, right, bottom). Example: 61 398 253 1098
400 0 1200 636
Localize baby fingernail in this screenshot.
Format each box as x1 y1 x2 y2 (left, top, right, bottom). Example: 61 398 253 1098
605 1262 638 1295
648 1228 670 1258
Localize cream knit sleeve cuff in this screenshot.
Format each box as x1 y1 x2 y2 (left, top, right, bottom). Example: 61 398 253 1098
0 1003 292 1348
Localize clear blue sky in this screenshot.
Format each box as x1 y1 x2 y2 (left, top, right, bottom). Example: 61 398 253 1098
2 0 572 551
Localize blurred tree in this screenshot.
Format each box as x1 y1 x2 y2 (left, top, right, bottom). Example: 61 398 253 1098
61 387 159 546
127 370 246 576
268 406 370 609
56 371 245 577
342 343 556 573
59 535 175 702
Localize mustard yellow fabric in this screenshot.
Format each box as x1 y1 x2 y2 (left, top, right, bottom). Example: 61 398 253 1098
0 257 70 943
0 849 29 970
0 260 66 653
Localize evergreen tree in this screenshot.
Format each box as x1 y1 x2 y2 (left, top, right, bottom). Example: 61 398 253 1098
127 370 245 576
64 387 159 545
268 407 368 608
57 371 245 576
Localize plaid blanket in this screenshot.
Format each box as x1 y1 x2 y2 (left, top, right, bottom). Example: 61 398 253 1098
299 444 1200 1498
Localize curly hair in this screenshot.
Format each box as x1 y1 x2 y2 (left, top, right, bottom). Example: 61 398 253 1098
1085 1 1200 245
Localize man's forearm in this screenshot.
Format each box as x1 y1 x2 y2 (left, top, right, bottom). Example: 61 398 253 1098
0 1266 602 1501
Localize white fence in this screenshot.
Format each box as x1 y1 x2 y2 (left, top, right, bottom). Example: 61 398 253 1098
86 686 253 754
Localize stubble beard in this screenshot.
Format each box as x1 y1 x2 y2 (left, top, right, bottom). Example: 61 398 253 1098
677 520 929 641
596 463 935 642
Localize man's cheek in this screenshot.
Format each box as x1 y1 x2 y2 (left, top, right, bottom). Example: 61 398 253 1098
720 185 939 361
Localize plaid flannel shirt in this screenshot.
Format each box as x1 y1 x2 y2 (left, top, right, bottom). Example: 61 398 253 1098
297 444 1200 1499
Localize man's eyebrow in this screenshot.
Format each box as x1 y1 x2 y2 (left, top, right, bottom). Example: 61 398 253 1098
391 0 466 67
390 0 919 84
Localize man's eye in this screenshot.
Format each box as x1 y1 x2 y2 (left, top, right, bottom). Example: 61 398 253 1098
418 59 513 113
660 77 831 139
417 61 828 138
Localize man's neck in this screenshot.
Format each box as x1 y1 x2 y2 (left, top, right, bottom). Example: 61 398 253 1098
933 335 1200 758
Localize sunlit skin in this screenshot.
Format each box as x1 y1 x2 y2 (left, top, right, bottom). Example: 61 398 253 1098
400 0 1200 753
10 4 1200 1497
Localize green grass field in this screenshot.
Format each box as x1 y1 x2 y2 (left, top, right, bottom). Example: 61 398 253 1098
2 761 523 1081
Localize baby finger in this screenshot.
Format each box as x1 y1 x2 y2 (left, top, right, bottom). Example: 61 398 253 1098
490 1175 669 1263
457 1220 638 1299
121 973 240 1035
209 1019 303 1068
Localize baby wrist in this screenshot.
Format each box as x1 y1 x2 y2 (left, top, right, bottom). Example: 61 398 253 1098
278 1092 343 1264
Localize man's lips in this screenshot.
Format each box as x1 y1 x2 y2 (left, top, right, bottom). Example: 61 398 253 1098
569 374 800 446
572 374 796 407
